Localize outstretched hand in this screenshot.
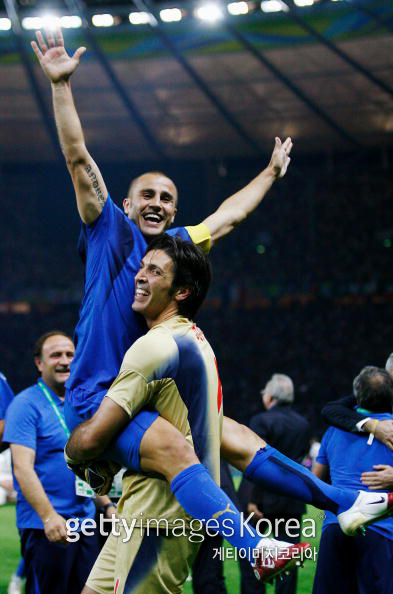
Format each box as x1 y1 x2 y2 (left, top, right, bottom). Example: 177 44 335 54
31 28 86 83
269 137 293 179
361 465 393 490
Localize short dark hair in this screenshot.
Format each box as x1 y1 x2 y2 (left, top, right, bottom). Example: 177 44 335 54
128 171 177 202
33 331 73 359
145 235 211 319
353 366 393 413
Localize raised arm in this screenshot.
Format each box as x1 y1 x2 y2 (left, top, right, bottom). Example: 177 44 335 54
31 28 107 224
203 137 292 246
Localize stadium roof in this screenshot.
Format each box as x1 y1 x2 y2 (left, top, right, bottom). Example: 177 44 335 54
0 0 392 162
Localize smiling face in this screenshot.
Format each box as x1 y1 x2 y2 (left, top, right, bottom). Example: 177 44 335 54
132 249 189 327
34 334 75 397
132 249 176 325
123 172 178 240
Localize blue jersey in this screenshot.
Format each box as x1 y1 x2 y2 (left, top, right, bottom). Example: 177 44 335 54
317 411 393 541
4 381 95 529
0 372 14 419
67 195 211 418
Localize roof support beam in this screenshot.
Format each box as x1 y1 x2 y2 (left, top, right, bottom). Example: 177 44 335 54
226 23 360 148
4 0 64 161
65 0 166 159
133 0 264 157
341 0 393 35
283 0 393 100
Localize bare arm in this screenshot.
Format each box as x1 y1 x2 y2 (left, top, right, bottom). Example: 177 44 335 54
313 462 328 481
66 396 129 462
203 137 292 246
31 29 107 224
11 443 68 542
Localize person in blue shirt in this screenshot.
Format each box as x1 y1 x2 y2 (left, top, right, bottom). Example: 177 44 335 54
313 365 393 594
0 371 14 451
3 331 107 594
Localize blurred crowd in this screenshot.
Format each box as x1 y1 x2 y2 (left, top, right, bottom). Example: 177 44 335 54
1 150 392 436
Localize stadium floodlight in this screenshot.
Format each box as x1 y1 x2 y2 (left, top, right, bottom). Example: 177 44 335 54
40 14 61 30
0 18 11 30
260 0 283 12
92 14 114 27
294 0 314 5
22 15 60 30
129 11 150 24
227 1 249 15
194 3 224 22
160 8 183 22
60 16 82 28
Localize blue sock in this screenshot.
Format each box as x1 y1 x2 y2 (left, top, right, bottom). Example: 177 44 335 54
15 557 25 578
171 464 260 562
245 447 357 514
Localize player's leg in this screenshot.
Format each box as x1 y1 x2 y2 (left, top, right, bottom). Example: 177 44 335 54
221 416 393 532
75 411 310 576
83 527 118 594
138 414 290 565
311 525 357 594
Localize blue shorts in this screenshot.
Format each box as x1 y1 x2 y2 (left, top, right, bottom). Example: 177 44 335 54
64 398 159 473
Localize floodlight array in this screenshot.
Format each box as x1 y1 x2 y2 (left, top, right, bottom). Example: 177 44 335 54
0 0 340 33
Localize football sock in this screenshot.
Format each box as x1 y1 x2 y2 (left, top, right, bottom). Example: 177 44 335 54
171 464 261 562
244 446 357 514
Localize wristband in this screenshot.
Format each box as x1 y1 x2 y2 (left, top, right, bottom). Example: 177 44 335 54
101 502 117 512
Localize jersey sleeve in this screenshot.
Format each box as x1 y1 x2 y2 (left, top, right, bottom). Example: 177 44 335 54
106 331 179 418
0 373 14 419
80 194 135 281
168 224 211 254
321 395 362 433
185 223 211 254
316 429 332 465
3 395 38 450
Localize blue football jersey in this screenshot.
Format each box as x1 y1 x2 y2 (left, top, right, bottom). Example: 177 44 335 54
67 195 210 417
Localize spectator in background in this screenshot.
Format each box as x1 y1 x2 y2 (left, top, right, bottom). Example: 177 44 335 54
313 366 393 594
0 371 14 450
0 374 24 594
238 374 311 594
3 331 112 594
321 353 393 450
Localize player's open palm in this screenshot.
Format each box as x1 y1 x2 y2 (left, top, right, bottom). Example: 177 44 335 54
269 136 293 179
31 28 86 83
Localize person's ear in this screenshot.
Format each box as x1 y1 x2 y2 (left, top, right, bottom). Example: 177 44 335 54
34 356 43 373
174 286 191 303
123 197 131 215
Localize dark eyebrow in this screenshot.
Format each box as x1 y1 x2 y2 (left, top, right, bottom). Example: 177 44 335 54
147 263 164 274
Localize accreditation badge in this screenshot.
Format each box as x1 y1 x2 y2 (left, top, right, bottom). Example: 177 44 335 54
74 469 125 498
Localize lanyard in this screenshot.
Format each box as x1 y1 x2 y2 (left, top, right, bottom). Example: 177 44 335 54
37 380 70 438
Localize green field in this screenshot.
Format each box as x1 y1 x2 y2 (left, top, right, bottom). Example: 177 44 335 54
0 504 321 593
